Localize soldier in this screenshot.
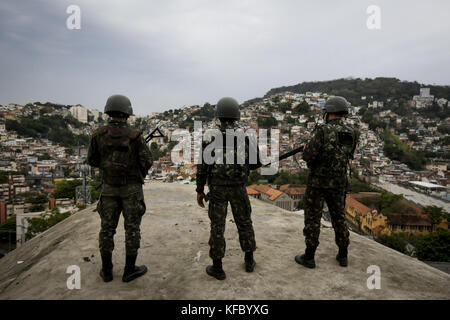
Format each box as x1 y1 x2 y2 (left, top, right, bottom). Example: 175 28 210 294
196 97 260 280
295 96 359 268
87 94 153 282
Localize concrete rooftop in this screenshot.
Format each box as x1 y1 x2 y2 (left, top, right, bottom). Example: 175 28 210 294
0 183 449 299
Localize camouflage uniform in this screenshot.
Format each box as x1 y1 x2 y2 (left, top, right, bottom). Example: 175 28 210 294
87 119 152 256
196 122 258 260
302 118 359 250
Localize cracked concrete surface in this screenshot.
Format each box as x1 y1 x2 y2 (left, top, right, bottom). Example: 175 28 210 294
0 183 449 299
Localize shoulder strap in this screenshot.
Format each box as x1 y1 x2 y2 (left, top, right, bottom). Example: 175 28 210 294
129 129 141 141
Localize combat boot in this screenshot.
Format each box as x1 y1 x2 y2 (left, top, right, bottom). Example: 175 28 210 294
336 247 348 267
295 246 316 269
100 252 113 282
244 251 256 272
206 259 226 280
122 254 148 283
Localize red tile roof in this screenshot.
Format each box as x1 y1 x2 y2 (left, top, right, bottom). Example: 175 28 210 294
346 196 371 215
246 187 260 195
249 184 283 201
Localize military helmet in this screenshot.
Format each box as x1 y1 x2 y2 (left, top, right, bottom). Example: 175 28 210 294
104 94 133 116
215 97 240 120
324 96 350 114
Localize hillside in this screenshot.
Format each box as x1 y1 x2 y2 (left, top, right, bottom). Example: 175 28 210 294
5 115 90 148
0 183 449 300
264 77 450 105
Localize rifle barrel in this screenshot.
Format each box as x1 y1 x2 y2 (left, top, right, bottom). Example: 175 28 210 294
253 145 304 169
278 145 304 162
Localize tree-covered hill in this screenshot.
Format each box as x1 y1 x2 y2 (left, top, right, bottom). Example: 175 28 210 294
5 115 90 147
264 77 450 106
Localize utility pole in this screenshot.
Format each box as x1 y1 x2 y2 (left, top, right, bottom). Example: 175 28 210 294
76 164 91 205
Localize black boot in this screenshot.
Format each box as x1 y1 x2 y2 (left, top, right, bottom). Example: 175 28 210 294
206 259 226 280
244 251 256 272
122 254 148 283
100 252 113 282
336 247 348 267
295 246 316 269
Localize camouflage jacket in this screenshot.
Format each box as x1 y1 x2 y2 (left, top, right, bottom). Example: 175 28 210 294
303 118 359 189
87 119 153 194
196 122 260 193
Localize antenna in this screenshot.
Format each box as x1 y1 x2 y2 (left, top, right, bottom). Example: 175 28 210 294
76 163 91 205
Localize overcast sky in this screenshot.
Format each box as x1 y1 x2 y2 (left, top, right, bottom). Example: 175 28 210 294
1 0 449 115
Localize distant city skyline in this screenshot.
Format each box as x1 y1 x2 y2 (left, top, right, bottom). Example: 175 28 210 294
1 0 449 115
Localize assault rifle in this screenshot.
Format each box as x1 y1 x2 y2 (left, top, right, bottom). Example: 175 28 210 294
252 145 305 170
203 144 305 202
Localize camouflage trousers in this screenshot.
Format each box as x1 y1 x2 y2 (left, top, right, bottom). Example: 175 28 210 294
303 186 350 249
207 184 256 260
97 188 146 256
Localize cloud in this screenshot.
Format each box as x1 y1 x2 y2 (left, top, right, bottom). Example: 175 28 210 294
0 0 449 115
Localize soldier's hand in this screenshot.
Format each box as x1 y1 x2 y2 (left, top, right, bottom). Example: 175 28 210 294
197 192 206 208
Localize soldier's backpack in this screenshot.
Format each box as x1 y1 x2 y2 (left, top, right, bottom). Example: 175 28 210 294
98 125 141 185
318 123 356 178
207 130 249 185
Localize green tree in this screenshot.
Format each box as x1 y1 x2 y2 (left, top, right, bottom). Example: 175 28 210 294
26 193 48 204
38 153 52 161
247 170 262 185
257 116 277 129
25 212 72 240
348 178 380 193
374 232 411 254
379 192 403 212
294 101 310 114
53 179 82 199
0 215 16 233
423 205 446 232
0 215 17 244
274 171 292 185
90 180 102 202
382 130 426 170
415 229 450 262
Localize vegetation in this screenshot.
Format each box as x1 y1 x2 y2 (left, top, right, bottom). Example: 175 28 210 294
356 191 421 215
5 115 89 147
374 232 418 255
415 229 450 262
257 116 278 129
375 229 450 262
382 130 427 170
0 170 24 183
423 205 448 232
265 77 450 107
0 215 16 233
191 103 215 121
25 192 48 212
347 178 380 193
53 179 82 199
293 101 311 115
25 212 72 241
247 169 309 186
0 216 17 244
150 142 166 161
